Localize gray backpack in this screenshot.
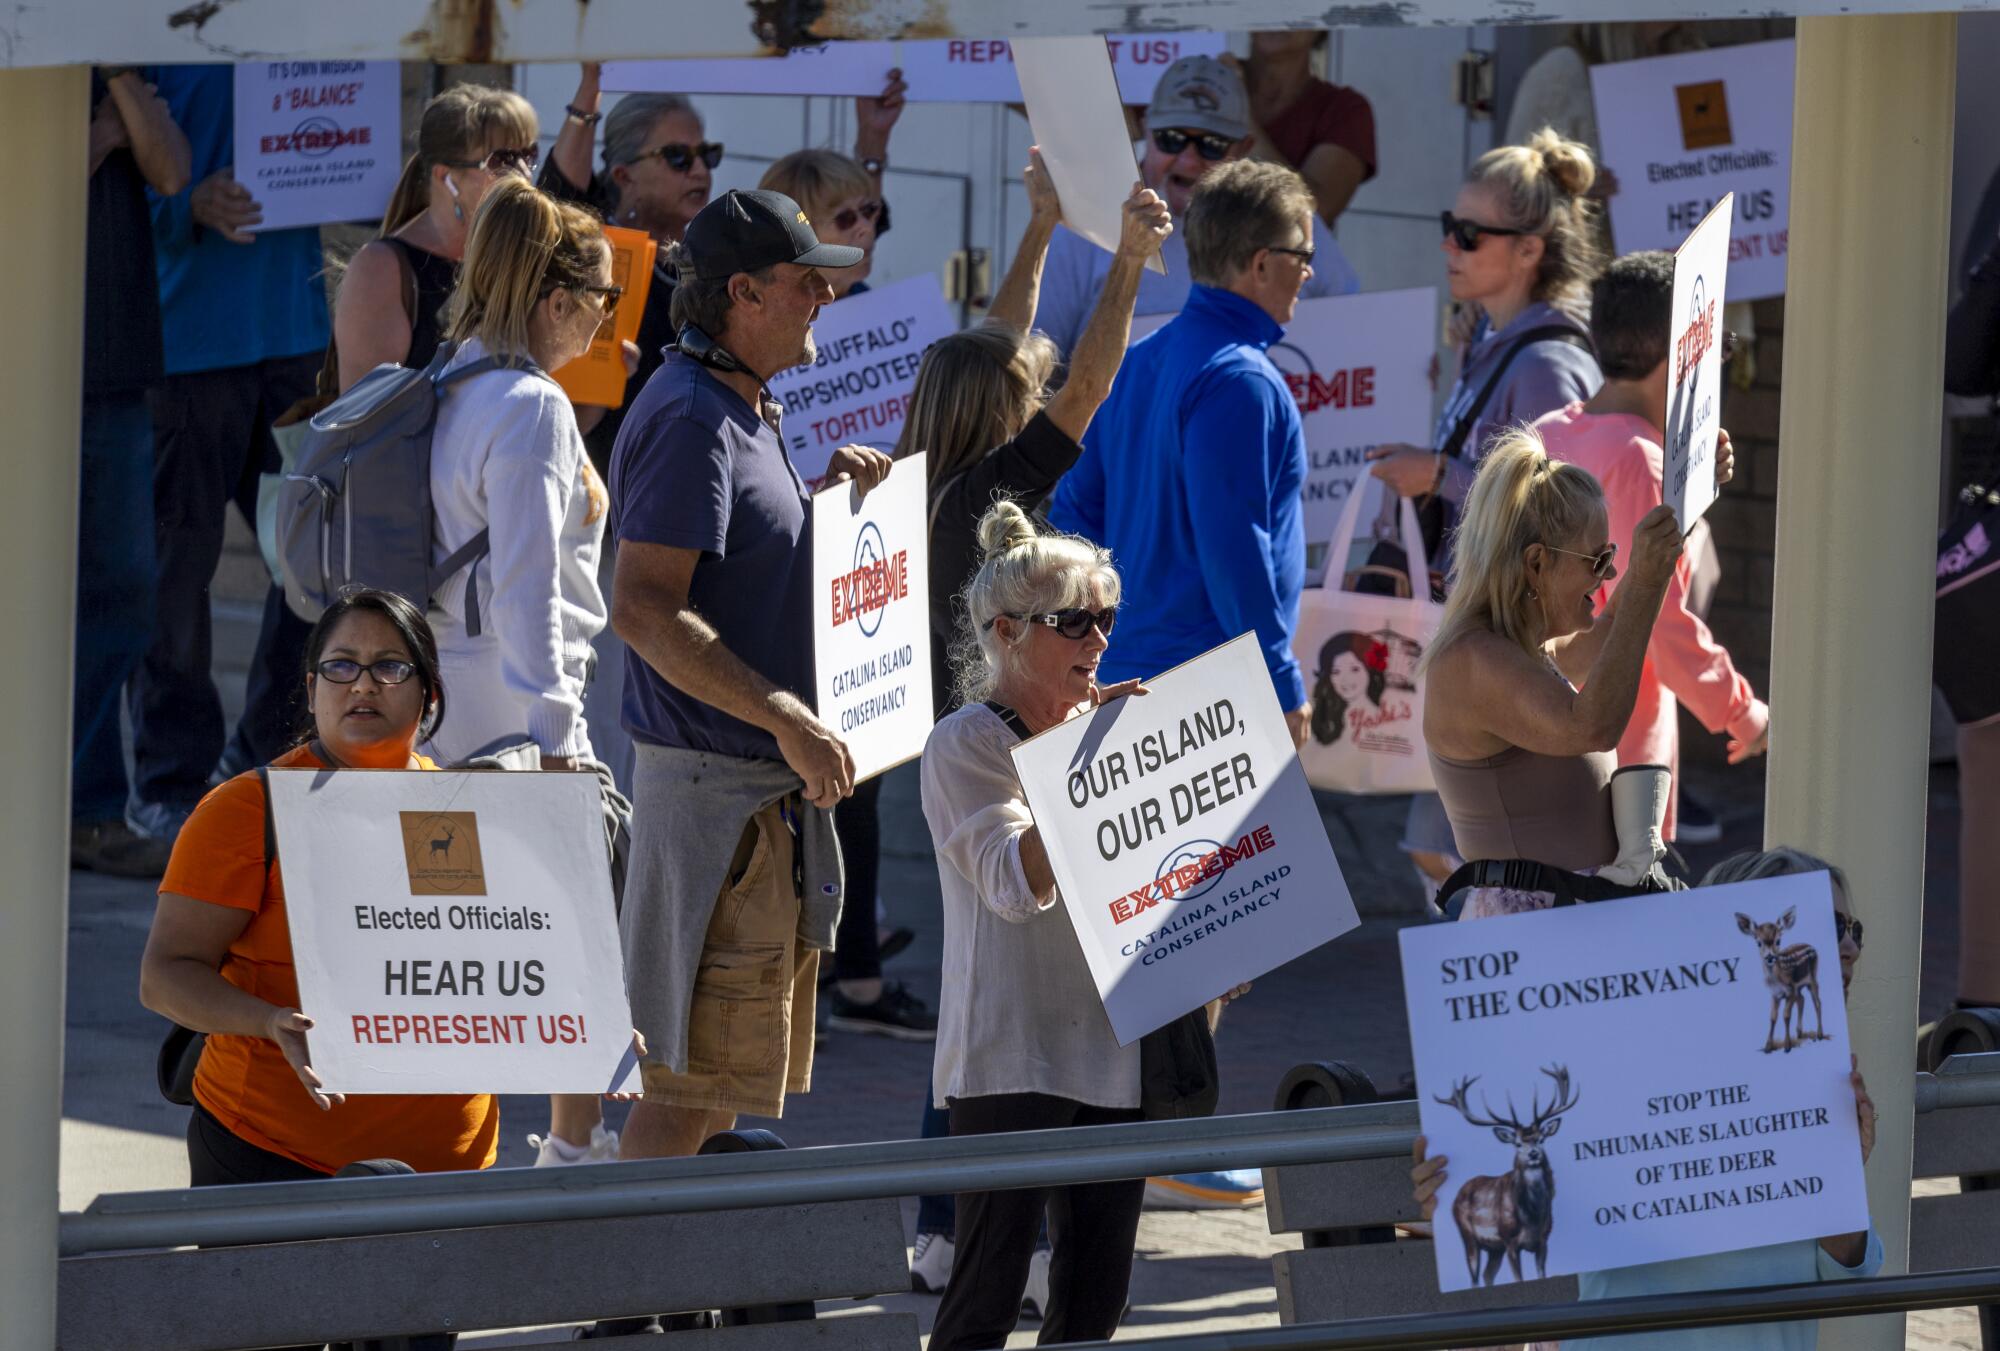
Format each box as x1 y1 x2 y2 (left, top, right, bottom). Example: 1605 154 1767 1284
275 343 532 635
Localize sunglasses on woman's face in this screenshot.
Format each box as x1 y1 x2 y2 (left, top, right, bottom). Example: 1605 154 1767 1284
450 146 539 175
636 141 724 173
1440 210 1526 252
1835 914 1865 947
1030 607 1119 640
316 658 416 686
577 283 624 318
1546 542 1619 580
830 199 883 232
1152 127 1234 162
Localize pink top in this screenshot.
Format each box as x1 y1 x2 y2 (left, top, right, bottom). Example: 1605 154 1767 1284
1533 404 1768 840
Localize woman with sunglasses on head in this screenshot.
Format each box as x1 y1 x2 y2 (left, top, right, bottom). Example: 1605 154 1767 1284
141 590 499 1195
332 85 540 391
760 150 890 299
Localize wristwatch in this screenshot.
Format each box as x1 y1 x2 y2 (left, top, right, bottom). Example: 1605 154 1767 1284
565 104 603 127
859 154 887 176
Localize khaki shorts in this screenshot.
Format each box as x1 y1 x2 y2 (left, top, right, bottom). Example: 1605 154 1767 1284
640 802 817 1117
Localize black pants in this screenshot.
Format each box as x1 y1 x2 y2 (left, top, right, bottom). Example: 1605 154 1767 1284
831 774 883 981
131 354 320 815
186 1105 454 1351
928 1093 1145 1350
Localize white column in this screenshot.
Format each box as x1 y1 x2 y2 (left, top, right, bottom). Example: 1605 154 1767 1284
1764 15 1956 1351
0 63 88 1351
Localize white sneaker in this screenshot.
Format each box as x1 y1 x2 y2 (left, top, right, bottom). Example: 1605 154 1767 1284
1019 1245 1052 1321
909 1231 954 1293
528 1123 621 1166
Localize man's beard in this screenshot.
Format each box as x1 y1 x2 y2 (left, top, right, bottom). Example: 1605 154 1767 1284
786 327 817 372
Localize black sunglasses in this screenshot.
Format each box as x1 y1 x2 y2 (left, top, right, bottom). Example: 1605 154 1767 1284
1152 128 1234 163
634 140 724 172
315 658 417 686
1441 210 1526 252
577 283 624 317
447 145 539 175
831 199 883 232
1835 915 1865 946
1546 542 1618 580
985 606 1118 641
1266 244 1315 266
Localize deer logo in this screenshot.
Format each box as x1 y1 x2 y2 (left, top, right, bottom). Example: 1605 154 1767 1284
428 820 457 862
1736 907 1826 1053
1435 1064 1581 1285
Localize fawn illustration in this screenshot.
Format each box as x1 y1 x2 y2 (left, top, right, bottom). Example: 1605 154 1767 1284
1736 906 1826 1053
1435 1064 1581 1286
428 820 457 863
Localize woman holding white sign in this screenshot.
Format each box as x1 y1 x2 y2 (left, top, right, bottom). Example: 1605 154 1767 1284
140 590 499 1189
920 502 1153 1349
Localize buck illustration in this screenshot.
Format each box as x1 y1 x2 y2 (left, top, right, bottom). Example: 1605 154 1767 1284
428 820 457 863
1434 1064 1581 1286
1736 906 1827 1052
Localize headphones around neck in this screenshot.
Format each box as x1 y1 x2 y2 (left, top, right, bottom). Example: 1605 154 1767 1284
675 323 753 377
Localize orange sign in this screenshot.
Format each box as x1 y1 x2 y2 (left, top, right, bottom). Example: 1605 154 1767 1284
553 225 657 410
399 810 487 895
1675 80 1733 150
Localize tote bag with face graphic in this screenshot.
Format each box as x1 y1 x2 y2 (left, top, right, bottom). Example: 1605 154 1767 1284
1295 483 1442 794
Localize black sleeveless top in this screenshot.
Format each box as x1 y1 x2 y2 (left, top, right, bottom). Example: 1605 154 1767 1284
380 237 456 370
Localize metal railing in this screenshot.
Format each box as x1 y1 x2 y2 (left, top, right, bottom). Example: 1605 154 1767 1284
61 1052 2000 1257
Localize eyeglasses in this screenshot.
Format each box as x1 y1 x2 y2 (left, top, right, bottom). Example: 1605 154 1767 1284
830 199 883 232
1266 244 1315 266
315 658 417 686
633 141 724 172
446 145 539 175
1835 915 1865 947
1441 210 1526 252
1546 542 1618 580
1152 128 1234 162
577 283 624 317
985 607 1119 640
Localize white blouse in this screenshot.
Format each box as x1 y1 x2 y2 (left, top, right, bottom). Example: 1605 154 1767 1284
921 702 1141 1110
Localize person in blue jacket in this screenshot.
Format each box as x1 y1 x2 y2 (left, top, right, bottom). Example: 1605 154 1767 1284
1049 158 1319 748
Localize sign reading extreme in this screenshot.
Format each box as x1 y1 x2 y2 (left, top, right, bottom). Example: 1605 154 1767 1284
233 60 403 233
269 769 637 1094
1009 633 1359 1044
812 453 935 782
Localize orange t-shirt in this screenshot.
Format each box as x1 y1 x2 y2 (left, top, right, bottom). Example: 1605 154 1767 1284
161 744 499 1175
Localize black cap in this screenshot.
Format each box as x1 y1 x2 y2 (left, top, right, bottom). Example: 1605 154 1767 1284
682 188 864 279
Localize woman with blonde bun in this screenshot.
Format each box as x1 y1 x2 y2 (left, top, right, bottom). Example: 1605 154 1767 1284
1420 428 1682 918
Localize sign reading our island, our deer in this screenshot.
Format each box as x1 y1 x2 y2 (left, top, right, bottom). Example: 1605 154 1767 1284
1399 871 1867 1293
268 768 638 1095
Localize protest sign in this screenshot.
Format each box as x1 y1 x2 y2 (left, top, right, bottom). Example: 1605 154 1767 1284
552 226 656 409
1400 871 1866 1292
812 453 935 782
603 34 1225 104
1013 37 1168 277
770 273 956 481
1591 39 1794 301
269 769 637 1095
1010 633 1360 1044
1665 195 1731 529
234 60 403 232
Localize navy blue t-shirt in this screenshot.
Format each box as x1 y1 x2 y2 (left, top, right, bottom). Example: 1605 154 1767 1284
609 349 814 761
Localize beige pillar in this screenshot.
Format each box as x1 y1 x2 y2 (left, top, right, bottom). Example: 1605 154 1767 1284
1764 14 1955 1351
0 64 87 1351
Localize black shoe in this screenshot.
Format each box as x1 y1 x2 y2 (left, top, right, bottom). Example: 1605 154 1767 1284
1677 791 1723 844
71 820 175 879
825 981 938 1041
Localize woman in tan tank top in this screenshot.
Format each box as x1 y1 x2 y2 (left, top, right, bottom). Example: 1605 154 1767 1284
1420 428 1683 917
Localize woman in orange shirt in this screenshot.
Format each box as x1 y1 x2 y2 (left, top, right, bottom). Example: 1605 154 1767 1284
140 589 499 1183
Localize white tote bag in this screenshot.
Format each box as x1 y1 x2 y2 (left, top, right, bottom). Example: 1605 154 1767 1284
1294 483 1443 794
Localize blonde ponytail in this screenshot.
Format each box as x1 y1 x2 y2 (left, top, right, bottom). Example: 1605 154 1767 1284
444 178 606 358
1424 427 1606 670
1465 126 1604 312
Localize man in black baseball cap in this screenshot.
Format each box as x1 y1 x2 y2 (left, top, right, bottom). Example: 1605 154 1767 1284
684 186 866 278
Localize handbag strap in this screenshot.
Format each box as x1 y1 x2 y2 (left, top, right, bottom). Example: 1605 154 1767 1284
1434 857 1674 920
983 699 1034 740
1439 324 1595 462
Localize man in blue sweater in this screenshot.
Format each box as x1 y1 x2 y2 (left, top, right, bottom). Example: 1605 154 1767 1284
1050 159 1317 747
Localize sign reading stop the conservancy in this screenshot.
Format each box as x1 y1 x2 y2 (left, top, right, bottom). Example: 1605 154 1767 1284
770 275 956 483
1009 633 1359 1044
1665 194 1732 530
812 453 934 782
1400 871 1866 1293
269 769 636 1095
233 60 403 232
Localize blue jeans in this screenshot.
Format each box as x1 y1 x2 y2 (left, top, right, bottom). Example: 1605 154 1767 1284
72 392 158 823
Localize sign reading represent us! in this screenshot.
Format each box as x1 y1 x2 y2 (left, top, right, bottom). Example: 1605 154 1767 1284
812 452 935 782
1009 633 1358 1044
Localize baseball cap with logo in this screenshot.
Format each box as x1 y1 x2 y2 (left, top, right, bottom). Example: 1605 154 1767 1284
682 187 864 279
1144 55 1250 142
